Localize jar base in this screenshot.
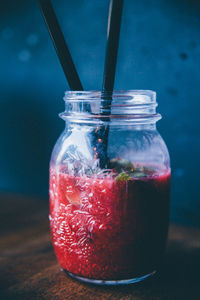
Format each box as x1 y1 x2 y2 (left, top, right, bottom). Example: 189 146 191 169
64 270 157 286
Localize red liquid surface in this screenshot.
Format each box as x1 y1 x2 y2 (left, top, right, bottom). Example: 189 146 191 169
50 168 170 280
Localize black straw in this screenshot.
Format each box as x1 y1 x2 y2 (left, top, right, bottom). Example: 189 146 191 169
102 0 124 94
95 0 124 169
38 0 83 91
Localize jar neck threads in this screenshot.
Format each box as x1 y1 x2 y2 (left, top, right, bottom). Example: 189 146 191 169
60 90 161 125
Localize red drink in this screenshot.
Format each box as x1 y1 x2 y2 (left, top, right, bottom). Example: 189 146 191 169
49 166 170 282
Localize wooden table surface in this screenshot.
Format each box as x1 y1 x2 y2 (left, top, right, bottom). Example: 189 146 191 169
1 193 200 300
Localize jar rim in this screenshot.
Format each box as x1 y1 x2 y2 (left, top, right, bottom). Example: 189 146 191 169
61 90 161 124
64 90 156 103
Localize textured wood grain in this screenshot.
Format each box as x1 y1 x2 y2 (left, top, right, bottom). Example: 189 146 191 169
0 193 200 299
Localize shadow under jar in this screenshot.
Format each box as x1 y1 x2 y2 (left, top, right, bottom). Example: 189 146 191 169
49 90 170 285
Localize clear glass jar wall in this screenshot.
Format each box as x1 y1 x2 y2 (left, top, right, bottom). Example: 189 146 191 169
49 90 170 285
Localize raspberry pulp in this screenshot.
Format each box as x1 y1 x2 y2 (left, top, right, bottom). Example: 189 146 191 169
49 167 170 280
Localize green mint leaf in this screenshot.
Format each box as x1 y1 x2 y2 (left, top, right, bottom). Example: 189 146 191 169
116 172 130 182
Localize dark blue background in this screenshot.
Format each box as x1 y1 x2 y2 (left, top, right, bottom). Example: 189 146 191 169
0 0 200 225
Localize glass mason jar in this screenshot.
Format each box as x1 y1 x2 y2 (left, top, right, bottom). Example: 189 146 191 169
49 90 170 285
